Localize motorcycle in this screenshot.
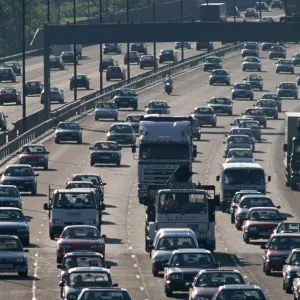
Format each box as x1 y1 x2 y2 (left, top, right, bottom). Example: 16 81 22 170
164 82 173 95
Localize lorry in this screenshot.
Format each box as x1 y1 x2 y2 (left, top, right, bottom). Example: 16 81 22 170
200 3 227 22
284 0 300 16
132 117 197 205
51 44 82 58
283 112 300 190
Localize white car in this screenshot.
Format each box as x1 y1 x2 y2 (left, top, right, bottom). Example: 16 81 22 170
174 42 191 49
95 101 118 121
225 148 255 163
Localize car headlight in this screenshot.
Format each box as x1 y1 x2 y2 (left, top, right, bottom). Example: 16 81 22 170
292 170 300 175
91 243 104 249
16 258 25 262
86 219 96 224
38 157 45 161
170 273 183 280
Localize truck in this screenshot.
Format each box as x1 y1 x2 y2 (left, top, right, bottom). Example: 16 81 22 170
283 112 300 190
200 3 227 22
132 117 197 205
51 44 82 58
284 0 300 16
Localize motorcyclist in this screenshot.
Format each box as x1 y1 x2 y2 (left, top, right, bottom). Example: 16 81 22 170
163 74 173 87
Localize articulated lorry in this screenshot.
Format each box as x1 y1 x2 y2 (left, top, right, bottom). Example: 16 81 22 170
51 45 82 58
283 112 300 190
200 3 227 22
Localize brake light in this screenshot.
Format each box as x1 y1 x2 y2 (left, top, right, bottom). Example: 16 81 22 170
269 229 274 234
138 184 143 188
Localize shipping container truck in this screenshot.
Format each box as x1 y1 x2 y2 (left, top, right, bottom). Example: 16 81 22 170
200 3 227 22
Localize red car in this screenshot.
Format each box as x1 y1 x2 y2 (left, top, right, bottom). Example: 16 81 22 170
55 225 106 263
0 87 21 105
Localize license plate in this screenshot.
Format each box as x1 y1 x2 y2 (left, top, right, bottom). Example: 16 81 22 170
101 156 110 159
259 232 269 236
0 264 13 268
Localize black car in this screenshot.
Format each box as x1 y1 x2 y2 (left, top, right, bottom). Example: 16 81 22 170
106 66 126 81
124 51 140 64
103 43 122 54
49 56 65 70
262 42 276 51
271 0 283 8
0 68 16 82
54 122 82 144
203 56 222 71
99 58 118 72
0 87 21 105
113 88 138 110
61 51 78 64
3 62 21 76
293 53 300 66
159 49 178 63
255 99 278 119
196 41 214 51
243 74 264 91
70 74 90 90
24 81 43 96
89 141 122 167
131 43 147 54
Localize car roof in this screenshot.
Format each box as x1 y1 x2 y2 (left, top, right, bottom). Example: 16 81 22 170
270 233 300 237
227 135 250 138
156 228 196 237
64 251 103 257
55 189 96 193
200 269 241 274
66 181 93 185
248 206 279 211
0 185 19 189
280 82 296 84
240 194 270 199
6 164 33 168
63 225 100 230
68 266 109 273
0 207 22 211
80 287 128 292
218 284 261 290
235 190 261 194
0 235 20 240
171 248 211 254
228 148 252 151
72 173 100 177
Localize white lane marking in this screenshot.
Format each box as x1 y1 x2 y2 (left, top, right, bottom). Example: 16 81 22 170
32 252 39 300
140 287 144 291
136 275 140 279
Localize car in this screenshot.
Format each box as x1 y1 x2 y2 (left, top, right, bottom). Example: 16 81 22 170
231 83 254 100
103 43 122 54
55 225 106 263
245 8 259 18
261 92 282 112
293 53 300 66
227 128 256 151
261 233 300 275
230 117 254 129
60 267 117 299
276 59 294 74
0 164 39 195
212 285 266 300
225 148 255 164
0 68 16 82
70 74 90 90
94 101 118 121
262 42 276 51
269 45 286 59
159 49 178 63
0 235 29 277
106 66 126 81
0 208 30 245
49 55 65 70
145 100 170 114
61 51 78 64
196 41 214 51
277 82 298 99
54 121 82 144
188 269 245 300
255 99 278 119
124 51 140 64
209 69 230 85
89 141 122 167
241 43 259 58
271 0 283 8
285 249 300 294
99 57 118 72
113 88 138 110
164 249 217 296
0 112 7 130
229 190 262 223
234 195 279 230
125 114 143 133
149 228 199 276
261 16 275 22
0 87 21 105
139 55 158 69
175 41 191 49
106 123 136 146
243 74 263 91
65 181 94 190
239 120 262 142
40 86 64 104
272 222 300 235
191 106 217 127
77 288 133 300
130 42 147 54
3 61 21 75
242 207 286 244
203 56 222 71
0 185 22 209
207 97 232 115
242 57 261 71
243 107 267 128
223 135 252 156
192 118 201 141
24 80 43 96
255 1 269 10
17 144 49 170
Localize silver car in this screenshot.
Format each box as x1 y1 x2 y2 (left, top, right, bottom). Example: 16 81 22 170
95 101 118 121
106 123 136 145
242 57 261 71
40 86 64 104
223 135 252 156
276 59 294 74
192 106 217 127
145 100 170 114
225 148 255 163
277 82 298 99
241 43 259 57
125 114 143 133
0 185 22 209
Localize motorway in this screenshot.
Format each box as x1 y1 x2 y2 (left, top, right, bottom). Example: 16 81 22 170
0 9 283 131
1 36 300 300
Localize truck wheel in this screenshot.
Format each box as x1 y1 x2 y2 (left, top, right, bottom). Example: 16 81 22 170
221 202 226 213
231 213 235 224
165 287 173 297
243 235 250 244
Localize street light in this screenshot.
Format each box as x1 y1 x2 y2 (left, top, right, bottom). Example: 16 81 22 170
180 0 184 61
100 0 103 94
233 0 236 22
47 0 50 23
127 0 130 83
22 0 26 132
153 0 157 73
259 0 262 21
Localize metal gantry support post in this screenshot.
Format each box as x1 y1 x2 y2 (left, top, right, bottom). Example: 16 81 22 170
22 0 27 131
180 0 184 61
153 0 157 73
127 0 130 83
259 0 262 21
73 0 78 102
43 24 51 119
47 0 50 22
233 0 236 22
100 0 103 94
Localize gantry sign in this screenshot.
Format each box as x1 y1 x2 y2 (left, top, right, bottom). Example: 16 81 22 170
43 22 300 116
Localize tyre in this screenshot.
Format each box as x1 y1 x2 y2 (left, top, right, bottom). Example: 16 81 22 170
212 122 216 128
116 160 121 167
276 70 279 73
204 67 207 71
296 96 298 100
291 181 297 191
274 115 278 120
165 287 173 297
133 107 137 111
77 139 82 144
231 213 235 224
59 100 64 104
209 81 213 85
70 86 73 90
235 223 241 230
44 164 48 170
18 270 28 277
226 81 230 86
152 267 158 277
50 229 55 240
90 160 94 167
32 188 37 195
264 123 267 129
55 139 60 144
250 96 254 100
197 135 200 141
243 235 250 244
114 117 118 121
232 95 235 100
242 68 245 71
258 68 261 72
263 264 271 275
228 111 232 116
95 117 98 121
22 238 30 247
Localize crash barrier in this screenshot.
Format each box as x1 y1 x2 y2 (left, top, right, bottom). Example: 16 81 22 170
0 49 45 64
0 42 243 160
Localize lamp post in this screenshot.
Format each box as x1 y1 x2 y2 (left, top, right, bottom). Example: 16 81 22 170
180 0 184 61
153 0 157 73
127 0 130 83
259 0 262 21
22 0 26 131
73 0 77 102
88 0 90 20
100 0 103 94
233 0 236 22
47 0 50 23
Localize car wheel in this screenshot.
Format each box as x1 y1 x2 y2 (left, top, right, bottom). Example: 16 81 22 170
228 111 232 116
165 286 173 297
264 123 267 129
22 238 30 247
77 139 82 144
209 81 213 85
212 122 216 128
90 160 94 167
197 135 200 141
59 100 64 104
263 264 271 275
152 267 158 277
226 81 230 86
291 181 297 191
232 96 235 100
250 96 254 100
114 117 118 121
274 115 278 120
55 139 60 144
258 68 261 72
243 234 250 244
18 270 28 277
235 223 241 230
116 160 121 167
106 78 110 81
133 107 137 111
276 70 279 73
242 68 245 71
70 86 73 90
44 164 48 170
32 188 37 195
231 213 235 224
95 117 98 121
295 96 298 100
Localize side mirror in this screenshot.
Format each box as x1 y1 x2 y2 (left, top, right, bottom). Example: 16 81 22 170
260 244 266 249
25 216 31 222
89 147 93 150
268 175 271 182
5 115 8 118
54 234 60 240
45 152 50 154
241 113 244 115
225 134 228 137
100 203 106 211
118 146 122 150
105 265 111 269
113 283 119 287
144 106 147 108
148 245 154 250
253 104 255 106
276 205 281 209
102 183 107 186
59 282 64 288
102 234 107 238
283 144 287 152
168 106 171 108
35 173 39 177
216 175 220 181
24 249 29 252
193 149 197 158
230 123 234 126
223 156 226 158
57 264 62 269
223 141 226 144
43 203 49 210
132 145 136 153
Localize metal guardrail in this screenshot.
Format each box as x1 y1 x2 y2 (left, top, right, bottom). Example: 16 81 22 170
0 49 44 64
0 43 243 160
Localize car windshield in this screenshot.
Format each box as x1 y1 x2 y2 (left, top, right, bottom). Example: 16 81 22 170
262 94 278 100
241 122 260 129
53 192 96 209
0 238 23 251
0 210 24 221
66 182 93 189
248 75 261 81
195 107 214 114
21 146 46 153
272 46 284 51
169 253 215 268
1 88 17 94
97 102 117 109
239 197 273 208
109 125 133 133
93 142 118 150
148 101 168 108
295 53 300 58
158 192 207 213
116 89 136 96
105 43 117 46
233 192 260 203
156 237 196 250
69 271 110 287
206 57 220 63
227 136 250 144
279 60 293 64
224 169 265 185
4 63 16 67
248 209 281 220
228 149 253 158
63 256 105 269
0 69 11 74
50 57 59 61
212 70 227 75
0 186 19 197
26 81 40 87
139 144 190 160
245 57 258 62
63 52 73 56
72 175 100 185
57 123 80 130
244 45 257 49
195 272 244 287
72 75 85 80
81 291 131 300
280 83 296 89
257 100 276 107
216 289 266 300
276 223 300 233
235 84 251 90
246 109 264 115
61 226 100 239
230 129 253 137
4 166 33 177
268 236 300 250
126 115 142 122
142 55 154 60
162 50 173 54
210 98 231 104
